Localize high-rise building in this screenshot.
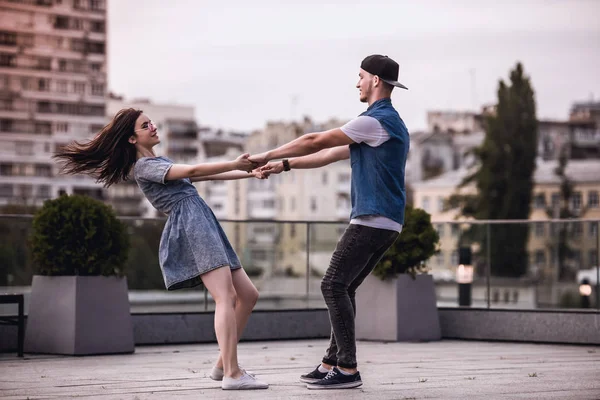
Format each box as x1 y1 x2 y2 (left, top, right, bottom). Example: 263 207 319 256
0 0 108 208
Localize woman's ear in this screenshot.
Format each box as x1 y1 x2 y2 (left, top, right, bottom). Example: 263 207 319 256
128 135 136 144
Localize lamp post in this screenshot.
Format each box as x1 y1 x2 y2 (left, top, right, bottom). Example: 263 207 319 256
457 247 474 307
579 278 592 309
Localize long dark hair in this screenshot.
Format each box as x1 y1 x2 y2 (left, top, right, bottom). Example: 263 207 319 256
53 108 143 187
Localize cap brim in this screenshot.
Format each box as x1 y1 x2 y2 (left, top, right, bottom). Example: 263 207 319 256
381 78 408 90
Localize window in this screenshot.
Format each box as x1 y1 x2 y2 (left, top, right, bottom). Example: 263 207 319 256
263 199 275 208
54 16 69 29
0 164 12 176
38 78 49 91
534 222 545 237
0 54 16 67
572 222 583 238
36 57 51 70
55 122 69 133
35 165 51 177
535 250 546 266
533 193 546 209
435 223 445 237
590 222 598 237
588 191 599 208
90 0 105 10
339 173 350 183
90 63 101 72
572 250 582 268
435 253 444 266
589 250 598 268
73 82 85 95
0 31 17 46
422 196 430 212
38 185 51 199
451 224 459 237
322 172 328 185
290 197 296 212
311 197 317 212
451 250 458 265
290 224 296 238
89 21 105 33
56 80 68 93
437 197 444 212
91 83 104 96
251 250 268 262
551 192 560 208
0 184 13 197
15 141 33 155
571 192 582 210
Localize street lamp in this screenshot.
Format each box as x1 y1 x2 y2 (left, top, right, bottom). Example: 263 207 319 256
457 247 473 306
579 278 592 309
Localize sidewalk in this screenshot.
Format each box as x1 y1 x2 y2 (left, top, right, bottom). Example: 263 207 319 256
1 339 599 399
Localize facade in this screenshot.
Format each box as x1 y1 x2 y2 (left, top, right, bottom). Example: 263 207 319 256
244 117 350 277
412 159 600 282
0 0 108 208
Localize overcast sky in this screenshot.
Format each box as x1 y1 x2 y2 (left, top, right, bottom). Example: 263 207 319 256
107 0 600 132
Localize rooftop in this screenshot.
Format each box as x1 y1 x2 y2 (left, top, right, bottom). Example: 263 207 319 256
1 339 598 399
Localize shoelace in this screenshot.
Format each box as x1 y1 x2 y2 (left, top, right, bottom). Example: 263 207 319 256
323 369 337 380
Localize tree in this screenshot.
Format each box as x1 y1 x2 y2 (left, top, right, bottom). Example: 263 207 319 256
449 63 538 277
546 145 578 281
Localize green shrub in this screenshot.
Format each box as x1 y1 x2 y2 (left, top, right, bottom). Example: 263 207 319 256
30 194 130 276
372 206 440 280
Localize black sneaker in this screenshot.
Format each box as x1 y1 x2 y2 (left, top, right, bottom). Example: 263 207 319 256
300 365 329 383
306 367 363 390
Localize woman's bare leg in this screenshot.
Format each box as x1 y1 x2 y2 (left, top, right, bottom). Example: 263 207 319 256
201 266 241 379
215 268 259 369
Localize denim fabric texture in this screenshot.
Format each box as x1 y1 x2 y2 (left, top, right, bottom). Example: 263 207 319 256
350 97 410 224
134 156 241 290
321 224 399 368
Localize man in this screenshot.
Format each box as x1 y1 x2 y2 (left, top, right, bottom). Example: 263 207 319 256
250 55 410 390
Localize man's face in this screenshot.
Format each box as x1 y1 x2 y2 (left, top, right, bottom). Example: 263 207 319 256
356 68 375 103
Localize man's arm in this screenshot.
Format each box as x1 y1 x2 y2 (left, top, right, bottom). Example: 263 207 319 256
260 146 350 176
249 128 354 165
289 145 350 169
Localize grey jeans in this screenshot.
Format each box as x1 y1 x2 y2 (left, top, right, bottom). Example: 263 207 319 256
321 223 399 369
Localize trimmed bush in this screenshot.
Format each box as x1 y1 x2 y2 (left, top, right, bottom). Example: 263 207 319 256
373 206 440 280
30 194 130 276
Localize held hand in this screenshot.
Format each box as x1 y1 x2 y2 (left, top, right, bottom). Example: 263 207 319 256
248 152 269 168
234 153 257 172
259 161 284 178
250 169 268 179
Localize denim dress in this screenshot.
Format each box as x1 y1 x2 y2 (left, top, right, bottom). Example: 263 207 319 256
134 156 241 290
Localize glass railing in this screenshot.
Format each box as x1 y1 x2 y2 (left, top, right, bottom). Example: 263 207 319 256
0 215 598 314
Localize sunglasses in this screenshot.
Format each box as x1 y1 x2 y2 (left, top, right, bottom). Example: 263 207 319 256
134 120 157 132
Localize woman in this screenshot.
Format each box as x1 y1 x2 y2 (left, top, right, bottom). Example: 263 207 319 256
54 108 269 390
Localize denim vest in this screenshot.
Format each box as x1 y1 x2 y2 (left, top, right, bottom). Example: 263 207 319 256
349 98 409 224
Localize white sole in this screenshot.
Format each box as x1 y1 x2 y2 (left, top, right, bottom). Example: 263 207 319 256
307 381 363 390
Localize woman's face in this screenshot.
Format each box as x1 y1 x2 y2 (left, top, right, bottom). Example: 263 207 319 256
130 114 160 149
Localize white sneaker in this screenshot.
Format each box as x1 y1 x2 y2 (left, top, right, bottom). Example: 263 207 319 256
221 372 269 390
210 365 255 381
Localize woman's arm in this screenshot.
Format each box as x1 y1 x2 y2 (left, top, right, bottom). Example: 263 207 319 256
190 170 265 182
165 153 255 181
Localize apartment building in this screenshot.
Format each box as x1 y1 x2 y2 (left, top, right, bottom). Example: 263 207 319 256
412 159 600 281
0 0 108 207
244 117 350 277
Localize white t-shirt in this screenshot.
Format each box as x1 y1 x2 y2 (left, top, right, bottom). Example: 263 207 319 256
340 116 403 233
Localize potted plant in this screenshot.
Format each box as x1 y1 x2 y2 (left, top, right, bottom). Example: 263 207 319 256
355 206 442 342
24 194 134 355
